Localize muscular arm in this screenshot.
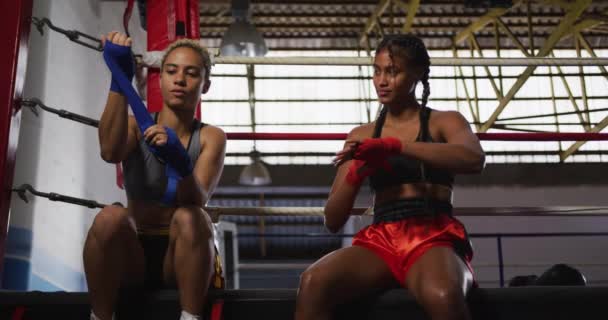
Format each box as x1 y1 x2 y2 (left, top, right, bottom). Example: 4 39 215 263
324 127 367 233
401 111 485 174
176 125 227 207
98 32 138 163
98 94 139 163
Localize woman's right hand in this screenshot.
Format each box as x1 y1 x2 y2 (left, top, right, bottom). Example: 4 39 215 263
331 140 360 167
102 31 135 94
101 31 131 47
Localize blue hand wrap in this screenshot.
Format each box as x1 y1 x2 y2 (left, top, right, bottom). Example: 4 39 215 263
103 41 194 205
103 41 154 134
160 127 195 178
161 165 180 205
103 42 135 94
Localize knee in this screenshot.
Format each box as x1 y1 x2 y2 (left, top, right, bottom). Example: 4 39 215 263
171 206 213 240
88 205 132 244
298 267 332 302
418 283 466 313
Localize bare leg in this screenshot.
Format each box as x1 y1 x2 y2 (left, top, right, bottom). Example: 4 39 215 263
295 246 397 320
405 246 474 320
163 206 215 316
83 205 145 320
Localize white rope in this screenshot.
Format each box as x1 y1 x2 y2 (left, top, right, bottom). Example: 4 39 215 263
212 56 608 66
204 206 608 218
141 51 608 67
205 206 371 217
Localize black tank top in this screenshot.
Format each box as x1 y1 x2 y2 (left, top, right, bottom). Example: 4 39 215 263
368 106 454 192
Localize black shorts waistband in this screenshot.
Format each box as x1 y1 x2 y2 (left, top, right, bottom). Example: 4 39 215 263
373 198 453 224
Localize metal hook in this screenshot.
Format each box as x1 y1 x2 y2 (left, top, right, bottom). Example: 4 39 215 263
11 184 33 203
20 98 41 117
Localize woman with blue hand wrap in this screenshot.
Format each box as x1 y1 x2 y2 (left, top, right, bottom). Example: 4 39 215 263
83 31 226 320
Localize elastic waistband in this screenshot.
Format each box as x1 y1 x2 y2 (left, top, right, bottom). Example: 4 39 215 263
373 198 452 224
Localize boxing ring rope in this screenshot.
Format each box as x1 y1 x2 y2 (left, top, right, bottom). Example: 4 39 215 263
204 206 608 219
12 184 608 219
213 56 608 66
225 132 608 141
19 98 608 142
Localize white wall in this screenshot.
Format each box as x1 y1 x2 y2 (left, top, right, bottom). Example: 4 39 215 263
5 0 144 291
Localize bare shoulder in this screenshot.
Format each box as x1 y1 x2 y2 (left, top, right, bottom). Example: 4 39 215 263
200 124 227 147
348 122 375 140
429 109 469 128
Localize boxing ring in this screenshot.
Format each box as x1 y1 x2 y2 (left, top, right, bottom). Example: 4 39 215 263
2 2 608 319
2 286 607 320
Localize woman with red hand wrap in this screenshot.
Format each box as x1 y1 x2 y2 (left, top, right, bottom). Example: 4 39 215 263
296 35 485 320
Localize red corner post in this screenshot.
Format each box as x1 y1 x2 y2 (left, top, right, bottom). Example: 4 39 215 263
0 0 33 279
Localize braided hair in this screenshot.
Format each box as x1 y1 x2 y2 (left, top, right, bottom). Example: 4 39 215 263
372 34 431 137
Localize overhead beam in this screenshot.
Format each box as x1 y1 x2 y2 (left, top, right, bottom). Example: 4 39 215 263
392 0 420 33
575 32 608 82
358 0 391 47
495 17 531 56
468 34 503 100
453 0 522 45
553 61 590 130
452 47 481 129
556 9 608 161
480 0 593 132
575 38 590 124
535 0 575 10
527 0 535 54
559 116 608 161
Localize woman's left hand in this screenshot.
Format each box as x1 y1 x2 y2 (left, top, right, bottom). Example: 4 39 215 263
143 124 168 146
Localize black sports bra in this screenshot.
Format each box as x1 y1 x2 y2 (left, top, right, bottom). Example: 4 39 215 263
368 106 454 192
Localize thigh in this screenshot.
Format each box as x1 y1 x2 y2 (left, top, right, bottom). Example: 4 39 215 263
162 206 215 285
123 214 146 285
405 246 474 302
300 245 398 305
87 205 146 286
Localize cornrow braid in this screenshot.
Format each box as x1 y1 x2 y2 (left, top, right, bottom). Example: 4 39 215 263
420 71 430 109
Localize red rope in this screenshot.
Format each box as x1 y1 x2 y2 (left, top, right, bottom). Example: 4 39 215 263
210 300 224 320
122 0 135 37
11 306 25 320
225 132 608 141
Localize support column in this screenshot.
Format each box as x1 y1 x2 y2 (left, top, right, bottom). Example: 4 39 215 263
0 0 33 279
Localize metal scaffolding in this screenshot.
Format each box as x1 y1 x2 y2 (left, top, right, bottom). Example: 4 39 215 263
201 0 608 164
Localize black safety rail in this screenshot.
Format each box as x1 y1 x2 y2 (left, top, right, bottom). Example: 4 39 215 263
31 17 103 52
20 98 99 128
11 184 114 209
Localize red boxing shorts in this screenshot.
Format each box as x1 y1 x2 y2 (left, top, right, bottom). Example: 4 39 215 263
352 199 473 285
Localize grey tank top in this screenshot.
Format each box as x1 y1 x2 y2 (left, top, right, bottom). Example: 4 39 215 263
122 118 204 206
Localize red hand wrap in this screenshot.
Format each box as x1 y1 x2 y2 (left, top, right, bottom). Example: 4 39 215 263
345 160 376 186
354 137 402 160
353 137 402 172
